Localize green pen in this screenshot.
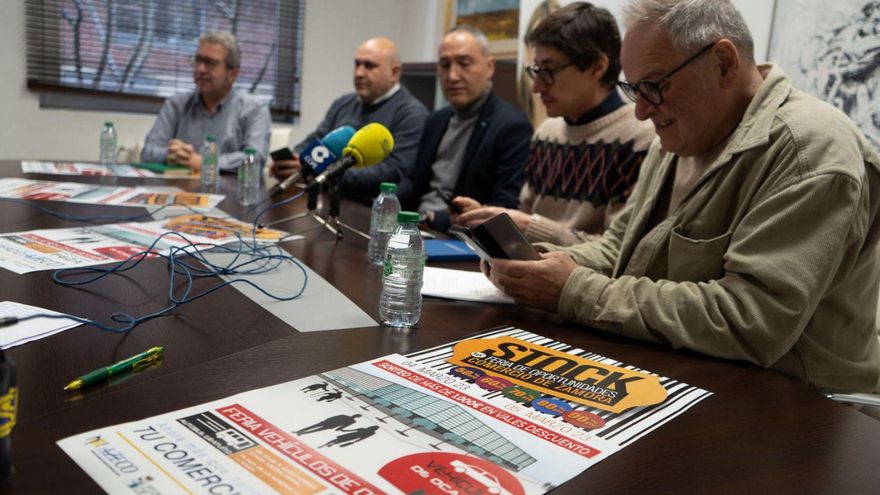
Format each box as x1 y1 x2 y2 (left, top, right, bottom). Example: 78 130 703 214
64 346 164 391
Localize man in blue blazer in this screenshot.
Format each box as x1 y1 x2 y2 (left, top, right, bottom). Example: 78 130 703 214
401 26 533 232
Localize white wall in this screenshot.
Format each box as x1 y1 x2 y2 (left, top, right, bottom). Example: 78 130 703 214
0 0 442 162
519 0 775 63
289 0 444 147
0 0 158 162
0 0 778 162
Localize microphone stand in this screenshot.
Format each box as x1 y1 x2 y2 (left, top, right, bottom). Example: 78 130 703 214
311 181 370 241
261 183 320 227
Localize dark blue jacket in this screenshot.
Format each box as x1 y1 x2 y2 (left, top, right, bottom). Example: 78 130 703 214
401 92 532 231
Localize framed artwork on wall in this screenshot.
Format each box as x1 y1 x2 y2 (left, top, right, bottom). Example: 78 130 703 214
768 0 880 150
447 0 521 60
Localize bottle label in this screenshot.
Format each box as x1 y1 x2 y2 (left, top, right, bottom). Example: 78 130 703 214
370 212 395 233
0 387 16 437
379 216 397 231
383 255 424 281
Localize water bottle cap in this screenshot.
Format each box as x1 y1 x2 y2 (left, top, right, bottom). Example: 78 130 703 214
104 121 113 126
380 182 397 192
397 211 420 223
206 135 217 142
244 146 256 154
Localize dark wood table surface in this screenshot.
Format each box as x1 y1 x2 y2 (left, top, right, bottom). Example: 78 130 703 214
1 160 879 494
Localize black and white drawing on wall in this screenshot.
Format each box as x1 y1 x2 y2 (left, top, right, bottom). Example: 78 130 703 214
769 0 880 150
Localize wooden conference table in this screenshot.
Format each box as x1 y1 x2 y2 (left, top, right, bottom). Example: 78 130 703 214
1 161 879 494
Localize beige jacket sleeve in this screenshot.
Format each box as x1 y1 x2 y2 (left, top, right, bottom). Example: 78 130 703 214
557 170 866 368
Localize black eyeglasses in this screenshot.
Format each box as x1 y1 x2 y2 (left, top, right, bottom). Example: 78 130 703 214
191 55 224 69
525 62 574 86
617 42 717 105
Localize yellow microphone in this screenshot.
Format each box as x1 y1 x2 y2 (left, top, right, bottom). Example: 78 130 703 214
343 123 394 168
308 123 394 189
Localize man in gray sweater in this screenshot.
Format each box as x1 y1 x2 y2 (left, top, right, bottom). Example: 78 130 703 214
269 38 427 203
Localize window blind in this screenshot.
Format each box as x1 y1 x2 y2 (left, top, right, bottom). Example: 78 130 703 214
25 0 303 120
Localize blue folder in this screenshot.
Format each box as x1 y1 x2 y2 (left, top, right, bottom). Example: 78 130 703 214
424 239 479 261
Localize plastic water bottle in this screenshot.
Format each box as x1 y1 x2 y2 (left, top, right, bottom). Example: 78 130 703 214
238 146 260 206
368 182 401 264
380 211 424 328
99 121 117 172
200 135 219 191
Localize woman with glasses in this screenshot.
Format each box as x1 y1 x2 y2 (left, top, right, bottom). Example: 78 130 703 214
455 2 655 246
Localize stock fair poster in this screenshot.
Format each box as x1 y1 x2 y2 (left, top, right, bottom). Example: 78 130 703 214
21 161 160 178
0 215 288 274
58 327 711 495
0 178 223 208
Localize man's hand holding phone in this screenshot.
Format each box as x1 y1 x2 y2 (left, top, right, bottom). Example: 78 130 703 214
269 147 301 181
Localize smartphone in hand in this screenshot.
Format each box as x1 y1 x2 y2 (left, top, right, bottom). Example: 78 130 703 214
270 147 295 162
449 213 541 264
434 188 463 214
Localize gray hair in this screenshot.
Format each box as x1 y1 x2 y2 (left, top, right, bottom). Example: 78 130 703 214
622 0 754 62
199 31 241 68
448 25 491 57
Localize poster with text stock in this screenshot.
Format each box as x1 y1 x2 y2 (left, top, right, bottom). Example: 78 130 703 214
58 326 711 495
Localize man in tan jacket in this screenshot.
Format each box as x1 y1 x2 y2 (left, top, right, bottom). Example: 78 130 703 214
487 0 880 394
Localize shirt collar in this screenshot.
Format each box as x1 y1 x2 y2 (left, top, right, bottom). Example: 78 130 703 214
453 88 492 119
366 83 401 106
197 87 236 113
564 89 624 126
724 63 791 155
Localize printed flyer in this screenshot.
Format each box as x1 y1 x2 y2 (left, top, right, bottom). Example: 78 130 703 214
0 215 287 274
21 161 160 178
0 178 223 208
58 327 711 495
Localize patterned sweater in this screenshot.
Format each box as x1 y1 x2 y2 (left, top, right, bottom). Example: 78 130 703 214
521 104 656 245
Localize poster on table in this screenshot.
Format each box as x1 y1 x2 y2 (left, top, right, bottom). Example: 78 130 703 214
0 215 287 274
58 327 711 495
0 178 223 209
21 161 160 178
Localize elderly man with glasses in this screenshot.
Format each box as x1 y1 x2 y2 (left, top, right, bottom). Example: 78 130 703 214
486 0 880 396
454 2 655 246
142 31 271 172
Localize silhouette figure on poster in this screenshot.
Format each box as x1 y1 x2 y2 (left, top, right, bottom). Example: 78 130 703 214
301 381 329 393
294 414 362 435
316 389 343 402
319 426 379 448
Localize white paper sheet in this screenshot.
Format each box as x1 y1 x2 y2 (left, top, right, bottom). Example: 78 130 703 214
422 266 514 304
0 301 81 349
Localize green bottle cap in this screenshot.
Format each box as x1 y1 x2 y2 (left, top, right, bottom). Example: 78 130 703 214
380 182 397 192
244 146 256 154
397 211 420 223
104 121 113 126
206 135 216 142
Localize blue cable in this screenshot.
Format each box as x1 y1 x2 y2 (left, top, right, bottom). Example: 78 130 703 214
1 191 311 334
